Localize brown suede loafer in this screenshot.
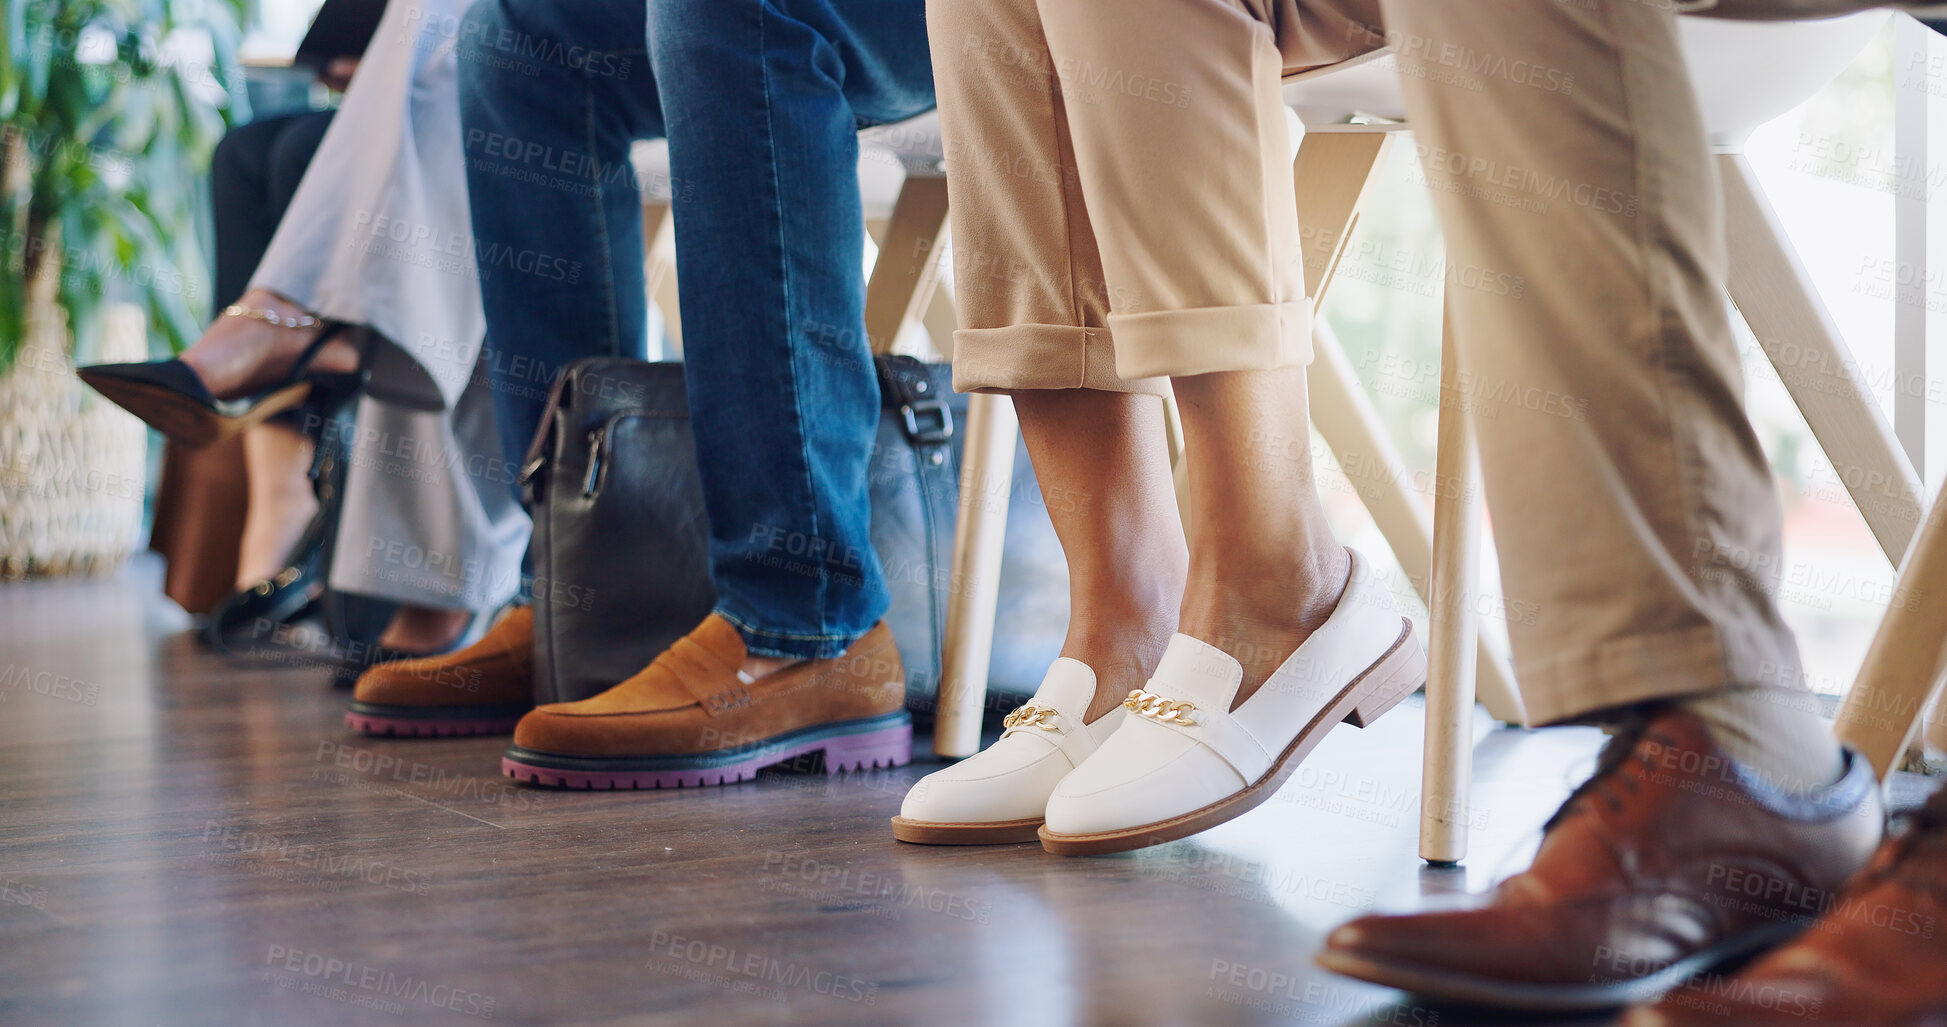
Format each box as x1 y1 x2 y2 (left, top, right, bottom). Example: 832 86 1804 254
1317 707 1884 1011
344 606 535 737
501 615 909 789
1623 786 1947 1027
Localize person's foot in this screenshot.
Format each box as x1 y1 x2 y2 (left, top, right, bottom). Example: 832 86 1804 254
1620 785 1947 1026
235 423 319 588
501 615 910 789
377 605 475 653
232 424 319 588
1317 707 1886 1012
1177 543 1350 705
893 659 1126 845
180 289 359 400
1058 594 1179 724
346 606 534 737
1037 549 1422 856
329 605 476 690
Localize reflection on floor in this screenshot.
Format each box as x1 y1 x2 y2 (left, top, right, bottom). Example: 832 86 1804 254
2 557 1909 1026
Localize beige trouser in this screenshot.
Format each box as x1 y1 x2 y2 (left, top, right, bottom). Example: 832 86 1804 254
929 0 1819 725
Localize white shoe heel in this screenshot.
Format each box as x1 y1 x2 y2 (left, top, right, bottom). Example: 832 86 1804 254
1040 548 1426 856
892 659 1125 845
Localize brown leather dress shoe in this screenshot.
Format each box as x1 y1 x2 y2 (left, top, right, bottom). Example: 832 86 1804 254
1699 0 1947 20
500 615 909 789
1316 707 1883 1011
344 606 534 737
1623 787 1947 1027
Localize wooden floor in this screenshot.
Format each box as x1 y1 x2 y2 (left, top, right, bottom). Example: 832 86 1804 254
0 558 1814 1026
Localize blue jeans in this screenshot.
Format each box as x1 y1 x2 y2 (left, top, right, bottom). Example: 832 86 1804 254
458 0 933 659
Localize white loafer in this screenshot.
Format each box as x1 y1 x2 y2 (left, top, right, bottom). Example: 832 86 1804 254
1039 549 1425 856
892 658 1125 845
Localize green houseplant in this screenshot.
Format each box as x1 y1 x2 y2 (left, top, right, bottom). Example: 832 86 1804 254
1 0 248 576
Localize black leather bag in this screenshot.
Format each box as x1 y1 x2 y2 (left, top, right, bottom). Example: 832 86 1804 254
520 356 1068 720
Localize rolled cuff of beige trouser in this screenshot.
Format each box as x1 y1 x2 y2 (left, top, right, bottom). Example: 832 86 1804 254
1107 300 1314 381
1514 621 1804 727
952 324 1170 396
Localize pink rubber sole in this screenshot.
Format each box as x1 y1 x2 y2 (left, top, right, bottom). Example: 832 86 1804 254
500 720 913 790
344 711 524 738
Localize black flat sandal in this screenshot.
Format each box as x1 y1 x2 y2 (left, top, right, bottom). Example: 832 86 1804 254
204 409 351 654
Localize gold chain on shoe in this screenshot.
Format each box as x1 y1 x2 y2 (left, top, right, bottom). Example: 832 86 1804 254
1001 705 1061 731
1123 689 1199 726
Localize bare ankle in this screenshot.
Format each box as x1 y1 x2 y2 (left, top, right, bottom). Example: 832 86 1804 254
1179 547 1351 702
378 607 473 653
1056 562 1185 722
1061 620 1176 723
184 291 355 398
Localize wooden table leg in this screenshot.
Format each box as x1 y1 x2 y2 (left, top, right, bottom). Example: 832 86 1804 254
1421 305 1482 865
1837 483 1947 779
933 393 1019 758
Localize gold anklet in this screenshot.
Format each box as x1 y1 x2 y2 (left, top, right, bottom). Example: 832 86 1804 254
222 304 322 330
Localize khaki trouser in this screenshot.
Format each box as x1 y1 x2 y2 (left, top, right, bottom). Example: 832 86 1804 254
929 0 1819 725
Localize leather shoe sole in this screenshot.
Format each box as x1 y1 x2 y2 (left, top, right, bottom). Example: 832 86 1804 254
889 815 1045 845
345 701 530 738
1315 921 1801 1011
79 370 312 449
501 711 912 789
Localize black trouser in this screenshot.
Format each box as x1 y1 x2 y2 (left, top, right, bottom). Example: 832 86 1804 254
208 110 335 311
